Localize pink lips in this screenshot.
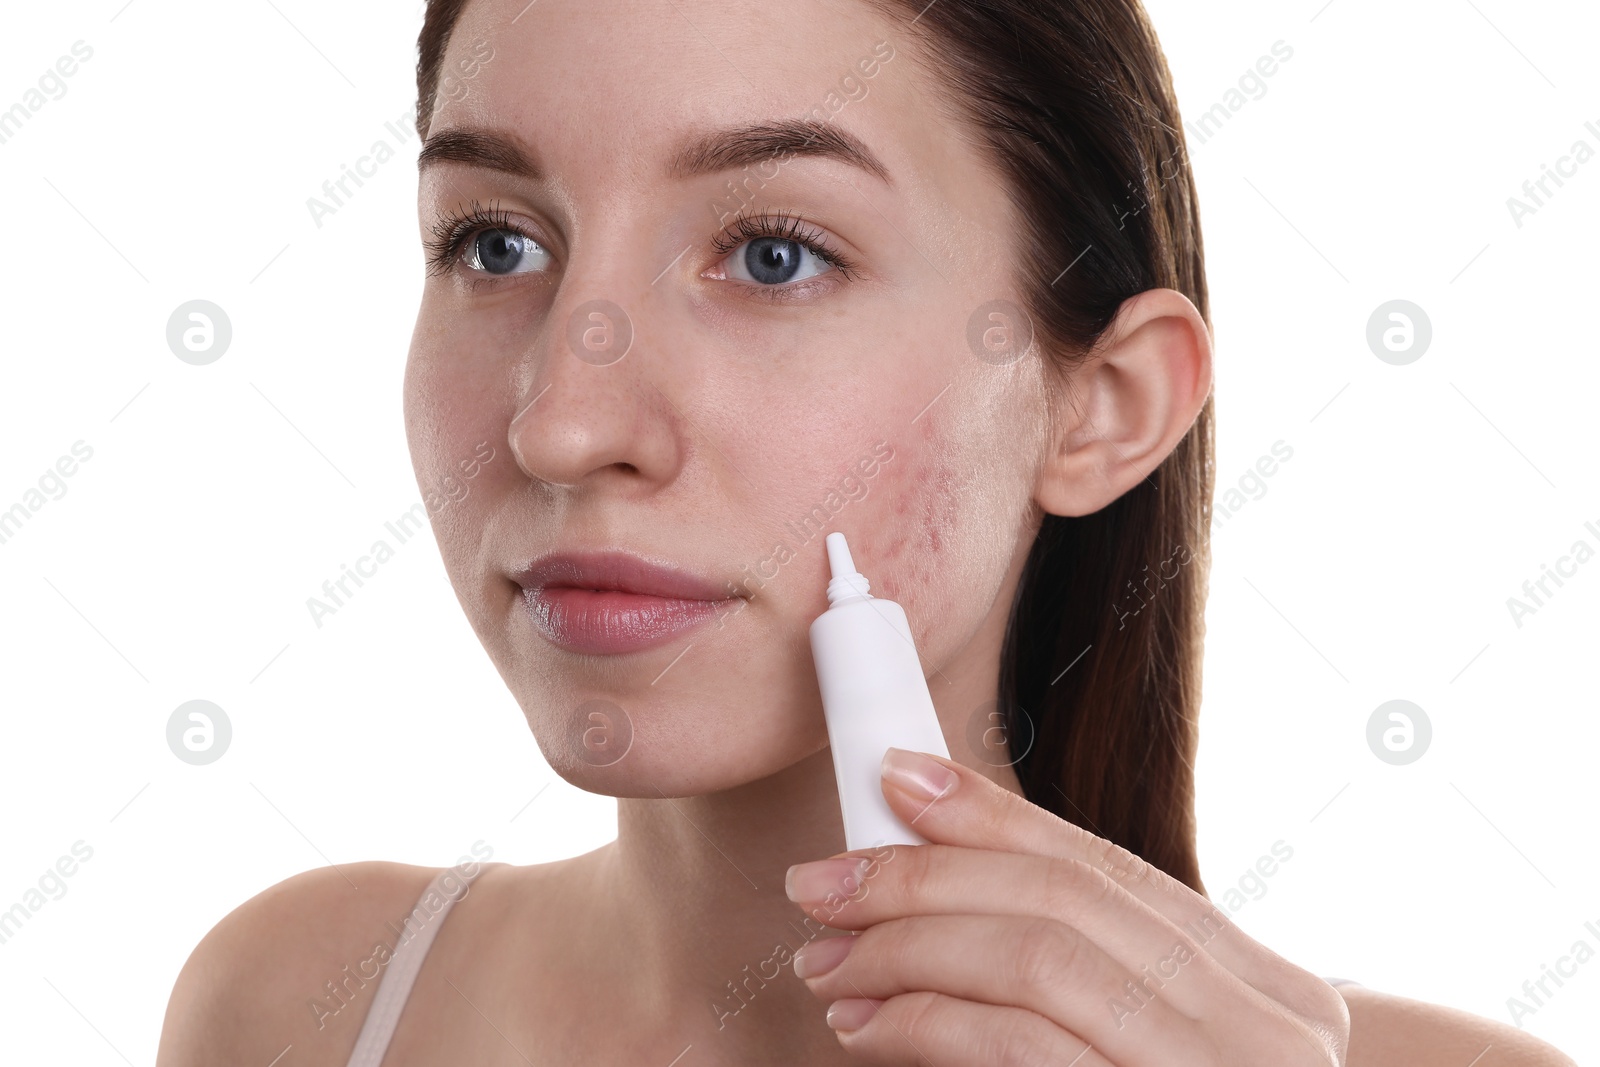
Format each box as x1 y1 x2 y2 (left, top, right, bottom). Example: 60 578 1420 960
512 551 740 655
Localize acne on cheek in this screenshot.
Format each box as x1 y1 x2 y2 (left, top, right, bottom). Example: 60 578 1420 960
862 443 961 644
884 459 955 557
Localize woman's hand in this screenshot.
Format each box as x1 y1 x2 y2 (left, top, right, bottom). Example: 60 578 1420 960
784 747 1350 1066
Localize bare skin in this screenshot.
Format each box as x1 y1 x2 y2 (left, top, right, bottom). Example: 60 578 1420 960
156 0 1577 1063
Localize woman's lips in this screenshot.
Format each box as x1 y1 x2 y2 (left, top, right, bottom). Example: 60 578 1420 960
521 586 733 655
510 550 741 655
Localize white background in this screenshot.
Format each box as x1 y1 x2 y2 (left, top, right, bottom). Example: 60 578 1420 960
0 0 1595 1062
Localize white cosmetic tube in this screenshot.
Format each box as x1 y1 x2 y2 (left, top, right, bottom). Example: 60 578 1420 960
809 531 951 851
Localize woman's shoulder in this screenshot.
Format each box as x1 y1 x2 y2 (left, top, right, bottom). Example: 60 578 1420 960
1337 982 1577 1067
153 858 527 1067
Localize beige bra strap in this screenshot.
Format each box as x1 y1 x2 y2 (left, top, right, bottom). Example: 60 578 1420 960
344 866 480 1067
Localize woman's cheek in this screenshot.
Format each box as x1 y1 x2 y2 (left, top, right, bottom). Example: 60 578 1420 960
858 400 1027 666
403 341 466 464
842 435 964 650
404 345 504 561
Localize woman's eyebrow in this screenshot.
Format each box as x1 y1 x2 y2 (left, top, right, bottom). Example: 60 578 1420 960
667 119 893 186
418 119 893 186
418 126 541 179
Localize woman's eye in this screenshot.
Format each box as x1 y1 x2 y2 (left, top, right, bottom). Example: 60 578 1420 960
464 229 552 276
722 236 835 286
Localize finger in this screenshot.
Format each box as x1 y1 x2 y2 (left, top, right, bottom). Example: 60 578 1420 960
875 746 1290 988
787 843 1231 1021
824 989 1117 1067
798 913 1202 1064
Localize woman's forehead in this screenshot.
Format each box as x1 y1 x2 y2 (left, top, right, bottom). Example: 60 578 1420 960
432 0 926 169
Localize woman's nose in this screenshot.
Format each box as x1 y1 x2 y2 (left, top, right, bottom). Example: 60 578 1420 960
506 291 678 492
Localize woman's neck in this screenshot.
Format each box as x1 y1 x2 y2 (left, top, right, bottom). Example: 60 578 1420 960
581 696 1023 1061
597 746 856 1061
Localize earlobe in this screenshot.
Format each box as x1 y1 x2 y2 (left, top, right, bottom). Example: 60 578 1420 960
1033 288 1213 518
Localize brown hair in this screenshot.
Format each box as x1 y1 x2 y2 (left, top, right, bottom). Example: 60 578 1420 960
415 0 1213 894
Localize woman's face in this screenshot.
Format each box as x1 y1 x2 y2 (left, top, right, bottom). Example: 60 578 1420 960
405 0 1055 793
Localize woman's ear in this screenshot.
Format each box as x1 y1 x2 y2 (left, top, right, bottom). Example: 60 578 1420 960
1034 288 1213 518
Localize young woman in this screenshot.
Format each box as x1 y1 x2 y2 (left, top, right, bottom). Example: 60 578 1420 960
157 0 1577 1063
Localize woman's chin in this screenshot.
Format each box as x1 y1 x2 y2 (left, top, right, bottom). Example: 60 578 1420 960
529 706 831 799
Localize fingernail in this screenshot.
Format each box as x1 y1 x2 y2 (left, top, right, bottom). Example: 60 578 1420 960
786 857 870 903
792 934 855 979
881 747 958 802
826 997 880 1031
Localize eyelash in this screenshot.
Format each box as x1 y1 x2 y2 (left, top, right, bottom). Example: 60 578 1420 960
424 198 518 278
710 209 859 281
422 200 858 286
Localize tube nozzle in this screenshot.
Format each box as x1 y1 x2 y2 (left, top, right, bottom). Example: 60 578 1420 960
824 532 872 605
